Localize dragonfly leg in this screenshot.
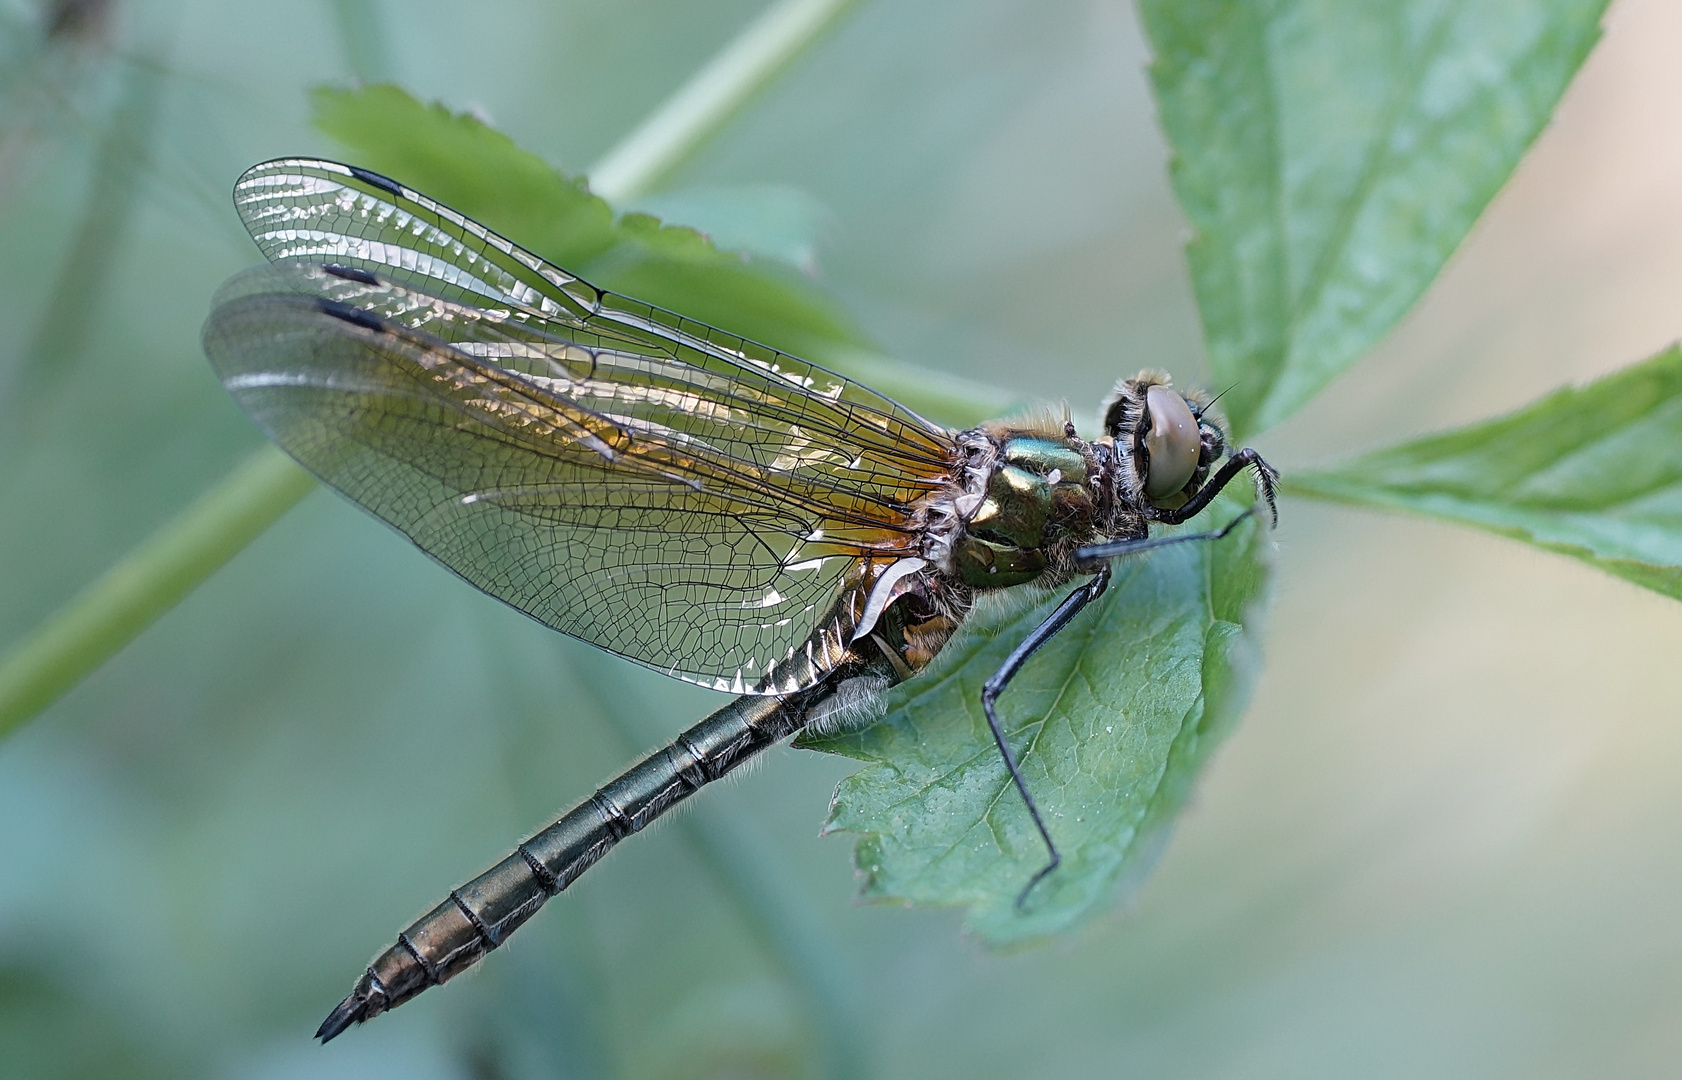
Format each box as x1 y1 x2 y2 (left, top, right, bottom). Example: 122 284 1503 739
1073 506 1255 569
982 564 1112 909
1150 448 1280 527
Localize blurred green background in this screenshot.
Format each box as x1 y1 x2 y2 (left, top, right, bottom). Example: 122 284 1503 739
3 0 1681 1077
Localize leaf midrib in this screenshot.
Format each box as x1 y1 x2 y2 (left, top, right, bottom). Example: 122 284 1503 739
1281 5 1458 354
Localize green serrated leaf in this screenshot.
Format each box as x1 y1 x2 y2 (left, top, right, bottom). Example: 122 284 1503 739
309 83 1012 430
310 84 864 363
1139 0 1609 439
1288 344 1682 600
584 235 860 363
312 85 619 263
634 184 834 274
801 503 1271 944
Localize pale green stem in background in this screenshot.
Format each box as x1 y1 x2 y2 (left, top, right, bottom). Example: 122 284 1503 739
587 0 863 204
0 448 314 739
328 0 393 83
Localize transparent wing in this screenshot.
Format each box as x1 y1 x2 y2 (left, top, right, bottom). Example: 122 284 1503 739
204 161 957 693
230 158 946 452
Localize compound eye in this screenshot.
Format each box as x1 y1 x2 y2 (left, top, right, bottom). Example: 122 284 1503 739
1142 386 1199 499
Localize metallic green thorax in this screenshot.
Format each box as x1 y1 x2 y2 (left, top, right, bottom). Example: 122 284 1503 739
954 435 1096 588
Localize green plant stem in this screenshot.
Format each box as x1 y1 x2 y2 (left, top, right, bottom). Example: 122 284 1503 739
328 0 393 83
587 0 862 204
0 447 314 738
0 0 866 741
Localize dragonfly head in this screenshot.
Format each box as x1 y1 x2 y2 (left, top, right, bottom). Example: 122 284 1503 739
1100 372 1227 512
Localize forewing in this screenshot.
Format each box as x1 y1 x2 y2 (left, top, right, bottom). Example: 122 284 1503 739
204 259 952 692
230 158 949 470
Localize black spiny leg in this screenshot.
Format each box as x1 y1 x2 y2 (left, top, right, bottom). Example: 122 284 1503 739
982 564 1111 909
1073 507 1255 569
994 506 1261 908
1151 448 1280 527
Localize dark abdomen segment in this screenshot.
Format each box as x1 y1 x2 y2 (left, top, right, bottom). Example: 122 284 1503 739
317 691 804 1041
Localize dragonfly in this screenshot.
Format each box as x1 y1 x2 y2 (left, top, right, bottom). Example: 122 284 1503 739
201 158 1278 1043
